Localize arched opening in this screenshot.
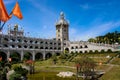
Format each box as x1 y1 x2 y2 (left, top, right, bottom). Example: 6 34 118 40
71 51 74 54
101 49 105 53
58 47 61 50
18 45 22 48
29 46 33 49
79 51 83 53
54 47 57 50
94 50 99 53
45 53 52 59
80 46 83 48
75 51 78 53
84 45 88 48
76 46 78 49
24 52 32 60
4 44 8 48
0 51 7 61
89 50 93 53
35 46 38 49
65 48 69 53
56 53 60 56
50 47 53 49
71 47 74 49
10 52 21 63
35 53 43 60
4 38 9 41
40 46 44 49
107 49 112 53
84 51 88 53
45 47 48 49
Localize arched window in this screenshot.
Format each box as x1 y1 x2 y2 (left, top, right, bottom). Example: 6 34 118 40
76 46 78 49
80 46 83 48
45 47 48 49
18 45 22 48
35 41 38 44
24 45 27 48
40 46 44 49
35 46 38 49
30 46 33 49
58 47 61 50
50 47 53 49
30 40 33 43
84 45 88 48
71 47 74 49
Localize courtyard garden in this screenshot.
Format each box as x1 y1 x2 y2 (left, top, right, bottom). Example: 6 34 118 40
0 52 120 80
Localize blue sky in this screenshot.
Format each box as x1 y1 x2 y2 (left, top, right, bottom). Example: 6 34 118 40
2 0 120 41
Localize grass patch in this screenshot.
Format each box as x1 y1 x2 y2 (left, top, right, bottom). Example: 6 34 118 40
100 66 120 80
110 58 120 65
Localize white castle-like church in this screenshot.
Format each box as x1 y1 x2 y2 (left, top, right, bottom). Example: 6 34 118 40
0 12 119 61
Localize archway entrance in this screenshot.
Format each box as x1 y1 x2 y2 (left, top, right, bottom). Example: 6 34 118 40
24 52 32 60
35 53 43 60
56 53 60 56
65 48 69 53
0 51 7 61
45 53 52 59
10 52 21 63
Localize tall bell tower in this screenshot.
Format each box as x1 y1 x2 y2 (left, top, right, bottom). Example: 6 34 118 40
55 12 69 42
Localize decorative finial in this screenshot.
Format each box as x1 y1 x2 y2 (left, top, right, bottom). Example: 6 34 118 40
60 12 64 19
14 24 18 31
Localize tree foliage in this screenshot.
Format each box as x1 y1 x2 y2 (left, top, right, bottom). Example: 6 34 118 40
88 31 120 44
9 65 28 80
51 54 57 64
75 57 96 79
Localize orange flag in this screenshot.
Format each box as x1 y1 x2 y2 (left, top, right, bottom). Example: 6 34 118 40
0 0 10 22
11 2 23 19
0 56 2 61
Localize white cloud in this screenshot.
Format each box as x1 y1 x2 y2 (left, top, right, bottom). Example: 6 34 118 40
69 21 120 41
79 3 91 10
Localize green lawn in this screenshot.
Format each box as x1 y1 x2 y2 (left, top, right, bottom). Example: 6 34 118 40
12 53 120 80
72 53 117 63
100 66 120 80
110 58 120 65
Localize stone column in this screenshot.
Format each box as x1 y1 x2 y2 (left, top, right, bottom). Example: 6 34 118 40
7 51 10 60
21 51 24 61
43 52 46 60
32 51 35 61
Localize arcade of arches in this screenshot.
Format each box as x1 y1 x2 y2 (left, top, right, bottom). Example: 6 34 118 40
0 51 60 61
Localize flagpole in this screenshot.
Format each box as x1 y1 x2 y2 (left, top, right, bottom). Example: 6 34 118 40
0 11 13 31
0 20 1 27
0 21 2 31
1 22 6 28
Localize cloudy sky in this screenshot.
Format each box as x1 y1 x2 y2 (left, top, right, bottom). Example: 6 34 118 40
2 0 120 41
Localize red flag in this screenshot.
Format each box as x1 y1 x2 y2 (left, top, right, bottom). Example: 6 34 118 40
11 2 23 19
0 0 10 22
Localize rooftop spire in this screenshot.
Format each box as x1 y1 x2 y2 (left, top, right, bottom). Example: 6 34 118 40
55 12 69 26
60 12 64 19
